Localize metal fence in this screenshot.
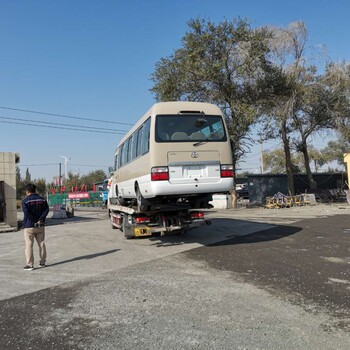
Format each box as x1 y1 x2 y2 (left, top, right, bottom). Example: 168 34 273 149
247 173 347 204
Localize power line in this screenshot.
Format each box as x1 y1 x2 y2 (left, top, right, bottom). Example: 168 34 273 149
0 106 134 126
19 163 58 167
69 163 109 167
0 116 128 133
19 163 109 167
0 120 125 135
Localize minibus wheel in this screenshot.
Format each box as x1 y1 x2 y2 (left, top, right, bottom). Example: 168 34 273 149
136 185 148 212
115 185 126 206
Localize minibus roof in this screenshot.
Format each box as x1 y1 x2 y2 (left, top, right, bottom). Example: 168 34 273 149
117 102 223 147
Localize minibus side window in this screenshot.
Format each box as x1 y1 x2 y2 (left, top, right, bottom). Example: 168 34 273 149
141 118 151 155
119 144 125 167
114 154 118 170
132 132 138 160
129 134 136 161
124 138 130 164
136 126 144 157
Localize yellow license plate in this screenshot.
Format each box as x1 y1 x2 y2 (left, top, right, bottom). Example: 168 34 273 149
134 227 152 237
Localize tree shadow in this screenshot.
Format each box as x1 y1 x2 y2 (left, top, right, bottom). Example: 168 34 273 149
46 249 120 267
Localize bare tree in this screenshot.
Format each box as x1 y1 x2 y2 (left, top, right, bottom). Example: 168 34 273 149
262 21 348 192
323 62 350 142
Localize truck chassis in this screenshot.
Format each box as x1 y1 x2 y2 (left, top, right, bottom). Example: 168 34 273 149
108 204 211 239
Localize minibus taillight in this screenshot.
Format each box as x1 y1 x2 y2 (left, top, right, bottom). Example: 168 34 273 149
220 164 234 178
151 166 169 181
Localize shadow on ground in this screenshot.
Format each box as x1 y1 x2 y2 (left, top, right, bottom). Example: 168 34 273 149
46 249 120 267
147 218 302 247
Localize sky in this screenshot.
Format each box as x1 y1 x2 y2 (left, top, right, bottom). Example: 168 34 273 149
0 0 349 181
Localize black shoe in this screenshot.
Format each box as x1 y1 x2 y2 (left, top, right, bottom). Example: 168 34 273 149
39 263 46 268
23 265 34 271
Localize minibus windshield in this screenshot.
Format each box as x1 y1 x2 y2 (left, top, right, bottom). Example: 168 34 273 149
155 115 227 142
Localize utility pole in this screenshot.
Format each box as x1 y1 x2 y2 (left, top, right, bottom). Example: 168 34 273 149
59 163 62 186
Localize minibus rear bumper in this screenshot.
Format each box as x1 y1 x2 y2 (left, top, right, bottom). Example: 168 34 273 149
147 178 234 198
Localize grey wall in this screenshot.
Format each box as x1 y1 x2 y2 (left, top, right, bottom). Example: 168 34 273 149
0 153 19 228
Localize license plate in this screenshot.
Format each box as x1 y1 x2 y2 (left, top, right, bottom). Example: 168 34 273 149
186 166 204 177
134 227 152 237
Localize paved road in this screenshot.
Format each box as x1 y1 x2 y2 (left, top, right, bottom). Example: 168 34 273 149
0 209 274 300
0 206 349 349
185 214 350 331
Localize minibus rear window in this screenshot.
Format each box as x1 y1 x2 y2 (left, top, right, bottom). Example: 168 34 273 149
155 115 227 143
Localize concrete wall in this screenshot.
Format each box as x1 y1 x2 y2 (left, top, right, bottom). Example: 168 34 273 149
0 152 19 228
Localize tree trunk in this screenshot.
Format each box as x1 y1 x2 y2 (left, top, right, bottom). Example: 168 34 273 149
281 120 295 195
231 163 238 209
301 138 317 190
230 189 238 209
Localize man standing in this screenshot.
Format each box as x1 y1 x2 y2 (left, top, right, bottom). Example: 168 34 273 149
22 183 49 271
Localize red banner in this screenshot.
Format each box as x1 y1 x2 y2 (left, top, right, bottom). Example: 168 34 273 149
68 192 89 199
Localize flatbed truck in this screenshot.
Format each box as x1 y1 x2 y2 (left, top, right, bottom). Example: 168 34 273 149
108 203 211 239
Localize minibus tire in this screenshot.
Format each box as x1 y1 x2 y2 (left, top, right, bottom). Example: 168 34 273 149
136 186 148 212
115 185 126 206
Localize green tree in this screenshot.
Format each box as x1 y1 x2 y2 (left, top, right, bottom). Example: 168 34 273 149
16 166 25 199
305 145 328 173
24 168 31 183
34 178 47 197
151 17 273 205
151 19 271 165
263 148 302 174
322 138 350 170
16 168 48 199
80 170 107 189
66 171 81 192
291 66 350 186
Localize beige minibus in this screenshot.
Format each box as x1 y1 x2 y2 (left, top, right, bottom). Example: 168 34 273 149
109 101 233 211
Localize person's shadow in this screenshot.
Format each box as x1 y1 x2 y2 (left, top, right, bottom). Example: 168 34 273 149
46 249 120 267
